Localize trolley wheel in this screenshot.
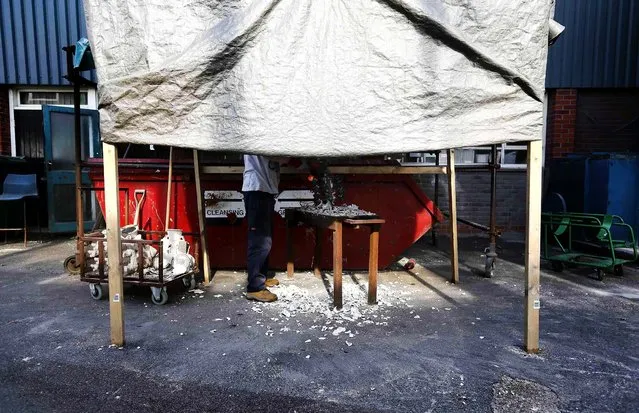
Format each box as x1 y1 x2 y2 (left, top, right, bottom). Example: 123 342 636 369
89 283 103 300
151 288 169 305
613 265 624 277
64 255 81 275
551 261 564 272
182 275 196 290
595 269 604 281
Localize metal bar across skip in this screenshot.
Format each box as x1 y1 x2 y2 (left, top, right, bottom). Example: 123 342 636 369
285 208 385 309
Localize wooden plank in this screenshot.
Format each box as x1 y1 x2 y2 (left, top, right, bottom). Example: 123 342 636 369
313 227 323 276
193 150 212 285
201 166 244 174
447 149 460 284
344 218 386 225
368 226 380 305
524 140 542 353
332 221 343 309
286 219 295 278
103 142 125 346
165 146 173 229
202 165 448 175
328 166 447 175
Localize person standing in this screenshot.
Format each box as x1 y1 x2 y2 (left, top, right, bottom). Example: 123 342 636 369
242 155 283 302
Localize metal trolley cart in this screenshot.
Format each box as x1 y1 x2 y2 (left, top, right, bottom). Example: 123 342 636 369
79 230 200 305
542 212 637 280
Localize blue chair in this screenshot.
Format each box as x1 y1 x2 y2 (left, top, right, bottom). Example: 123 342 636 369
0 174 39 247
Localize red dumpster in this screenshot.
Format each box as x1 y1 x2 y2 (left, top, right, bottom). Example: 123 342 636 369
88 161 442 270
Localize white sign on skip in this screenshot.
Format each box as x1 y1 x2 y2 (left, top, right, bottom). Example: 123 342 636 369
275 190 314 217
204 191 245 218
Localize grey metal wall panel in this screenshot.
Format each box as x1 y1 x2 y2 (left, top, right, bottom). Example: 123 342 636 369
547 0 639 88
0 0 95 86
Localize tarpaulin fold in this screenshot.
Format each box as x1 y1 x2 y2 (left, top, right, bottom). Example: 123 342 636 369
83 0 555 156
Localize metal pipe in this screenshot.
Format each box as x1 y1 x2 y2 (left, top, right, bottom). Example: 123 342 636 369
489 145 498 245
441 212 498 234
64 45 85 266
432 151 439 247
483 145 500 277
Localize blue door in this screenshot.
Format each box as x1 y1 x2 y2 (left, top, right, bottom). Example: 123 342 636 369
43 105 101 233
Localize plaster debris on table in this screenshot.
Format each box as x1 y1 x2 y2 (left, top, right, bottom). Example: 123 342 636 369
298 204 376 218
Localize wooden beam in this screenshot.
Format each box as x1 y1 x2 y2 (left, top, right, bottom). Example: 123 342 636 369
202 165 448 175
332 221 343 309
327 166 448 175
524 140 542 353
193 150 212 285
286 218 295 278
447 149 459 284
103 142 125 346
368 225 380 304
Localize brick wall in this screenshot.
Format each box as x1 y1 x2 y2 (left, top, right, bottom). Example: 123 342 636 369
575 89 639 153
0 87 11 156
546 88 577 162
415 170 527 234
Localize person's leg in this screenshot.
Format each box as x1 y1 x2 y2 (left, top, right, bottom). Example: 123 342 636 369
247 231 271 292
262 195 281 287
245 192 273 293
260 195 275 278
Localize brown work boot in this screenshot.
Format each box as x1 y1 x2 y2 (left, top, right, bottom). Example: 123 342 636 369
265 278 280 287
246 289 278 302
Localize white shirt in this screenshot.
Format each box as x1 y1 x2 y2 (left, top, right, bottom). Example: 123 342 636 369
242 155 280 194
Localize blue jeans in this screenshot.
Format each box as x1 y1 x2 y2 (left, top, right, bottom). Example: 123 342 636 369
244 191 275 292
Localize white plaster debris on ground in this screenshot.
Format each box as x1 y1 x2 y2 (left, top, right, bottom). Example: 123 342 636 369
224 278 418 347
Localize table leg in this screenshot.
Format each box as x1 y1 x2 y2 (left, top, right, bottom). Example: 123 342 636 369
368 225 380 305
314 227 323 277
286 219 294 278
332 221 343 309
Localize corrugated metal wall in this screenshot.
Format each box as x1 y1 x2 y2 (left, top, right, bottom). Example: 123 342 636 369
547 0 639 88
0 0 95 86
1 0 637 88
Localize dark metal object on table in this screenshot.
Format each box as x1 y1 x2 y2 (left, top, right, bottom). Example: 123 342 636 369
308 161 344 210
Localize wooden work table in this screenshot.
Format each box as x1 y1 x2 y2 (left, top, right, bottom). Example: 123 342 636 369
284 208 385 309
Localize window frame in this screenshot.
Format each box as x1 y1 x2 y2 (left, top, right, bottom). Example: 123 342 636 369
9 87 98 157
400 143 528 170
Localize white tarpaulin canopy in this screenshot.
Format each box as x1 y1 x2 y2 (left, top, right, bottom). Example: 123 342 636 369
84 0 554 156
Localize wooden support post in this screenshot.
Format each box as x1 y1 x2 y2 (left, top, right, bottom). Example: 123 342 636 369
103 143 125 346
524 140 542 353
447 149 460 284
313 227 323 277
193 150 212 285
368 225 380 304
332 221 343 309
286 219 294 278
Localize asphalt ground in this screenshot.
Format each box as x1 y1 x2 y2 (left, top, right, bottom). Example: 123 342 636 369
0 234 637 412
